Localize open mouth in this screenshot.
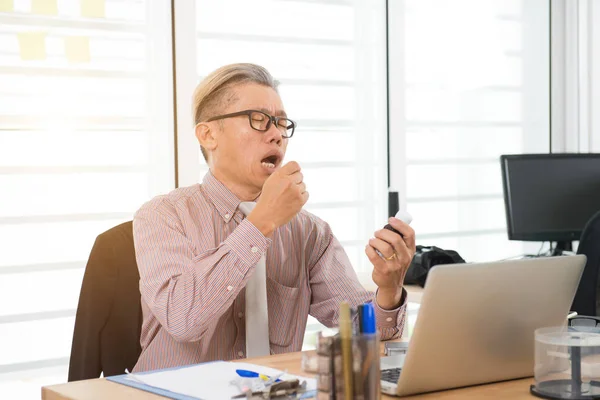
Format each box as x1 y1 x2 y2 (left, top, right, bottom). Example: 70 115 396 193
261 154 281 170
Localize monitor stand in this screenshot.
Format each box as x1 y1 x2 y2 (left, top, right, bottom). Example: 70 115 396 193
552 241 573 256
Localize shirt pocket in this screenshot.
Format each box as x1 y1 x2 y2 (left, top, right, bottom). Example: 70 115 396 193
267 277 301 347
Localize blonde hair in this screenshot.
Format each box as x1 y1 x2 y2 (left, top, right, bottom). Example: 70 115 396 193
192 63 279 161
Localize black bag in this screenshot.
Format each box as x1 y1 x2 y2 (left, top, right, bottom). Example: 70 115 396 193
404 245 466 287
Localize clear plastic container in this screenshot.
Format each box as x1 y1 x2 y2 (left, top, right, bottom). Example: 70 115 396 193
531 326 600 399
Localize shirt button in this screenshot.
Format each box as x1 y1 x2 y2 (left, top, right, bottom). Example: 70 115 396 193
251 246 259 253
224 213 230 219
227 285 233 291
238 312 244 318
386 317 393 322
238 351 244 357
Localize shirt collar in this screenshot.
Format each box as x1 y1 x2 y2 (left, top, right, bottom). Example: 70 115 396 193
201 170 256 223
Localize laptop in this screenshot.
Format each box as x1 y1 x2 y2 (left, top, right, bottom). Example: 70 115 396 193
380 255 587 397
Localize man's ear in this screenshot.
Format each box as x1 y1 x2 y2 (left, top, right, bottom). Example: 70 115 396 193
195 122 218 153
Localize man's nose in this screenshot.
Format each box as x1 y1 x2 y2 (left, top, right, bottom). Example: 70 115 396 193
265 121 283 146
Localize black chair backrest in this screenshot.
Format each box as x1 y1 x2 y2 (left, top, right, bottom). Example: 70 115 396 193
68 221 142 381
571 211 600 316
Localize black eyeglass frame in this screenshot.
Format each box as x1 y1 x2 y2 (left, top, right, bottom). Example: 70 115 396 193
204 109 296 139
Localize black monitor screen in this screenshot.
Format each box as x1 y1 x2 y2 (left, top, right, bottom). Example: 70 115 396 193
501 154 600 242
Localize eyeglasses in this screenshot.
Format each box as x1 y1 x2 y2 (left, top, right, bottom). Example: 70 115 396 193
569 316 600 328
205 109 296 139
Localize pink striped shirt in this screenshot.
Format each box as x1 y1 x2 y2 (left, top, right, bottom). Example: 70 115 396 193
132 171 406 372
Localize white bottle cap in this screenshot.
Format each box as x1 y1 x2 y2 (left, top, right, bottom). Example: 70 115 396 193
394 210 413 225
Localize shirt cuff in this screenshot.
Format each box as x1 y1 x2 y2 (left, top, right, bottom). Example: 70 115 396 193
225 218 272 269
374 287 407 329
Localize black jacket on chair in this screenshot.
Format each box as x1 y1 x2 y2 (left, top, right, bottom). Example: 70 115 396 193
571 210 600 317
68 221 142 382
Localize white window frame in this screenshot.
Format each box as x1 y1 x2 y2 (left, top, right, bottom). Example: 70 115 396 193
551 0 600 153
173 0 202 187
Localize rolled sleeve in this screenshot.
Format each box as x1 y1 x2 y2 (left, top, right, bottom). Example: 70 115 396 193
374 288 408 340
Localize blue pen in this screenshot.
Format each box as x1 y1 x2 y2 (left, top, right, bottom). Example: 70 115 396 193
359 302 379 398
361 302 376 334
235 369 282 382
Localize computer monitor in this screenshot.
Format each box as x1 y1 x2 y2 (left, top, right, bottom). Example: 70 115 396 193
501 153 600 254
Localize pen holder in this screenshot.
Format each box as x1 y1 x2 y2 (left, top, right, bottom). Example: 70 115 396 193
327 333 381 400
352 333 381 400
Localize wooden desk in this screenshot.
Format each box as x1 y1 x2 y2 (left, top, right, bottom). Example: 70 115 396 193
42 286 534 399
42 348 535 399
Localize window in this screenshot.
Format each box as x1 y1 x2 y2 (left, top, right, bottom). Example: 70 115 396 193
1 0 588 398
175 0 389 284
388 0 551 261
0 0 174 397
553 0 600 153
593 3 600 152
172 0 389 349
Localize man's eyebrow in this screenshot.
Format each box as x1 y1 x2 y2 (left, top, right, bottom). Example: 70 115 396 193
256 107 287 118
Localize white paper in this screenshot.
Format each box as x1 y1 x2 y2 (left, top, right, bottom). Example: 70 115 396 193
125 361 316 400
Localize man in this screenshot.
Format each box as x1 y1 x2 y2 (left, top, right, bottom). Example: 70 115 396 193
132 63 416 372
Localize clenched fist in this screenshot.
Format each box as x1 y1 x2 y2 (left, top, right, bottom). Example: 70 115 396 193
366 217 416 310
247 161 309 237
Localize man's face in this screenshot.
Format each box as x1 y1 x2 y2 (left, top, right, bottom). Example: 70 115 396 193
209 83 288 193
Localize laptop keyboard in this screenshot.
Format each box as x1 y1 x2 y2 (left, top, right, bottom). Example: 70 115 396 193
381 367 402 383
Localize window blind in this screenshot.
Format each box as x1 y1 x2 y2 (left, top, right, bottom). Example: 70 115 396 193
388 0 551 261
176 0 389 284
0 0 174 397
171 0 388 348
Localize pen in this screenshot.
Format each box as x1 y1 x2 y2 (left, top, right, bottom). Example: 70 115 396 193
361 302 376 335
235 369 281 382
340 301 353 399
360 302 380 399
358 304 365 334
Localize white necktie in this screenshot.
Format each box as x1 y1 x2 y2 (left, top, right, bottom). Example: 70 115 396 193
238 201 270 358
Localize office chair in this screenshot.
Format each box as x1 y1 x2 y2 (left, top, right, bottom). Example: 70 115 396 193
68 221 143 382
570 210 600 317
